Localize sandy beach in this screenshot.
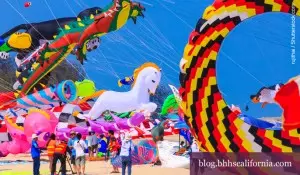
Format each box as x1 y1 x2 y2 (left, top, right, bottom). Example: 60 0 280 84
0 158 189 175
0 136 189 175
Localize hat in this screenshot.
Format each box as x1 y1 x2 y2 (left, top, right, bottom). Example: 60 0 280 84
125 133 132 141
32 134 38 139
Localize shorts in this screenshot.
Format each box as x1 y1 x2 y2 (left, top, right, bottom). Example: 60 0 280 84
71 155 76 165
88 144 98 152
75 156 86 166
110 151 117 158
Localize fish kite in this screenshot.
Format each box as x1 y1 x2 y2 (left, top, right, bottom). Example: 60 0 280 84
118 76 134 87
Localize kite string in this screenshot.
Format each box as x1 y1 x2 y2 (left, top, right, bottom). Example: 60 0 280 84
4 0 87 86
43 0 88 79
72 0 178 85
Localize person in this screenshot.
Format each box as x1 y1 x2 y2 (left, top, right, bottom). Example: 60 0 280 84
87 131 98 158
108 137 120 173
51 139 69 175
68 131 78 171
106 130 114 161
151 119 169 166
180 141 185 148
46 133 56 173
98 134 107 155
120 133 134 175
191 139 199 152
250 83 284 108
74 133 88 175
31 134 41 175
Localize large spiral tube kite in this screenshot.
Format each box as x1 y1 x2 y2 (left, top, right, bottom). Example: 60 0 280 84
180 0 300 152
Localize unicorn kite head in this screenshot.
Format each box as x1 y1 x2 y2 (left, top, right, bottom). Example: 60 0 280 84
132 62 161 95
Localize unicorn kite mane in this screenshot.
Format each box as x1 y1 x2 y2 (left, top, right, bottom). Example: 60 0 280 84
132 62 160 88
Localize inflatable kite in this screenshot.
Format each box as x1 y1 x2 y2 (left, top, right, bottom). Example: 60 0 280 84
75 79 96 97
77 62 161 120
274 76 300 130
160 94 179 115
111 140 157 167
0 80 77 111
15 0 145 96
0 109 58 157
57 112 145 135
0 7 102 61
179 0 300 154
157 140 190 168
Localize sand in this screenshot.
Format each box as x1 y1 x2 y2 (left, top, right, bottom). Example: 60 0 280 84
0 136 189 175
0 158 189 175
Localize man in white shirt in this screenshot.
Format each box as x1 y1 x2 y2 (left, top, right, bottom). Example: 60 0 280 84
120 134 135 175
74 133 88 175
250 83 284 108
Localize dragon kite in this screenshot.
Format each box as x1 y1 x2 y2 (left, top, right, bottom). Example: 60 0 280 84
15 0 145 97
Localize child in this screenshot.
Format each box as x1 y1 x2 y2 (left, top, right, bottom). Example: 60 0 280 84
108 137 120 173
98 134 107 155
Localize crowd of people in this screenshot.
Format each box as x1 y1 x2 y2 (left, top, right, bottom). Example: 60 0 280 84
30 130 135 175
30 129 200 175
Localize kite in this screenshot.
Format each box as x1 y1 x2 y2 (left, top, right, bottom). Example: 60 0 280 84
76 62 161 120
0 7 102 61
14 0 146 96
160 94 179 116
0 80 78 111
179 0 300 153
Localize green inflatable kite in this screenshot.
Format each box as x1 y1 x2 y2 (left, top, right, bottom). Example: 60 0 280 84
75 79 96 97
160 94 179 115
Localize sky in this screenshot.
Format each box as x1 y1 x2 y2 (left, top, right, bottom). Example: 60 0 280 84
0 0 299 118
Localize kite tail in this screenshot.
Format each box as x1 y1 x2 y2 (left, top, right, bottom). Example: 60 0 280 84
79 90 106 104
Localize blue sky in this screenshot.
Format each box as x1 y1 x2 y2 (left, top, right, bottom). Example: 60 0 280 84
0 0 299 118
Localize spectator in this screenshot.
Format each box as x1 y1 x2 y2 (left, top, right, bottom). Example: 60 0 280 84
98 134 107 155
46 133 56 173
74 133 88 175
106 130 114 160
180 141 185 148
51 139 69 175
31 134 41 175
87 131 98 158
191 139 199 152
108 137 120 173
120 133 134 175
68 131 78 171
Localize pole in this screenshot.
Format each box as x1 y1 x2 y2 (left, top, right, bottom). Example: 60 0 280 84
179 129 181 151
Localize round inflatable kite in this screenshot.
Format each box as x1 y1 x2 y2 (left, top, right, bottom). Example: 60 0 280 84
180 0 300 152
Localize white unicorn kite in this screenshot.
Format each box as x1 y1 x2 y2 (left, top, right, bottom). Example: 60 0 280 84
75 62 162 120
